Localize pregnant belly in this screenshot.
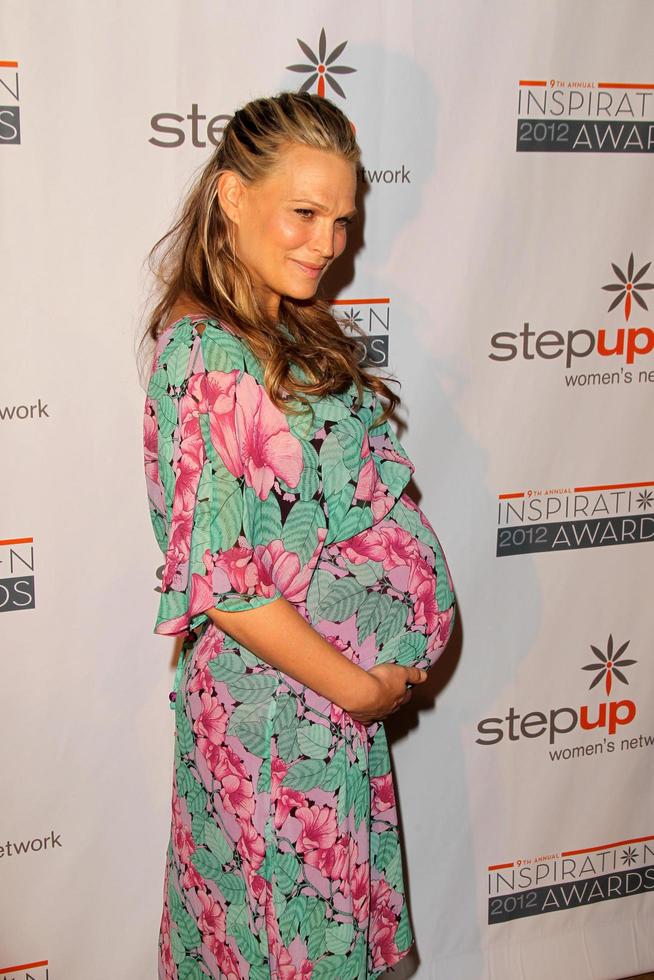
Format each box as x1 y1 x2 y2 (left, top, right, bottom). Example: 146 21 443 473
306 493 456 673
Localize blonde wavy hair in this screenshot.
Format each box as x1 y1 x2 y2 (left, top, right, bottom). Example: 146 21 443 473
142 91 399 420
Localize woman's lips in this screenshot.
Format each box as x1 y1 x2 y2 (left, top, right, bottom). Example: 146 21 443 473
291 259 325 279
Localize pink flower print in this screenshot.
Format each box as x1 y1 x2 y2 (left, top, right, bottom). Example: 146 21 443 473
353 456 377 502
350 860 370 925
236 819 266 872
199 370 243 478
161 508 194 592
181 860 205 892
305 835 349 881
214 744 256 818
370 904 401 969
193 691 228 745
159 905 175 979
173 819 195 866
341 529 387 564
188 632 224 694
253 537 323 603
212 542 260 596
371 773 395 813
270 757 289 799
274 786 306 830
143 401 159 484
409 559 439 633
277 944 313 979
380 526 421 571
197 887 227 943
294 803 338 854
211 939 242 980
234 372 303 499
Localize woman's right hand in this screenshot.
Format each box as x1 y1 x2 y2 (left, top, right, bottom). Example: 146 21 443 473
348 664 429 724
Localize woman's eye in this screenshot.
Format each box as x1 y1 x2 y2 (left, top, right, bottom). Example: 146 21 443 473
295 208 314 218
336 216 353 228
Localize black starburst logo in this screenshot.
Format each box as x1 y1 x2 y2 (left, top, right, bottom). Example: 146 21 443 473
602 253 654 322
582 634 637 697
637 489 653 511
287 28 356 99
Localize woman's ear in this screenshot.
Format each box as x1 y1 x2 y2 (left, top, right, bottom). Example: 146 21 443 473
217 171 245 226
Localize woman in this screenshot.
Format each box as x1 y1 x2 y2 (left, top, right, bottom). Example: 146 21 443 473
142 91 456 980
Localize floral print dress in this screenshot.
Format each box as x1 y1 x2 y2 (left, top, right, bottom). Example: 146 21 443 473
143 316 456 980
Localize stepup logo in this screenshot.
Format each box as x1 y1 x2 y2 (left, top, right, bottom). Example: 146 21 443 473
331 296 391 366
489 253 654 388
0 537 36 612
496 479 654 556
0 961 50 979
286 29 411 188
475 633 648 761
516 78 654 152
0 59 20 144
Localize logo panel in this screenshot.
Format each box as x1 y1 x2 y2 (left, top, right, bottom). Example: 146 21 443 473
516 79 654 153
0 537 35 612
0 59 20 145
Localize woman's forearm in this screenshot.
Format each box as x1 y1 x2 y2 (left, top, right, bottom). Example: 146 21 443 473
205 596 375 713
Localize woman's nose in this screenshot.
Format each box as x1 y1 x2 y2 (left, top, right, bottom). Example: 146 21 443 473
311 221 335 259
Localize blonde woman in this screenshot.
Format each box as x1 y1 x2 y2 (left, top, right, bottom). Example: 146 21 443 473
142 91 456 980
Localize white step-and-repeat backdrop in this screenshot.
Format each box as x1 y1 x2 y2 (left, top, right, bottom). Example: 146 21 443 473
2 2 653 978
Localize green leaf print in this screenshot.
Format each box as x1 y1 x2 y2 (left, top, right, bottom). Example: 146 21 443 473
147 367 169 400
382 631 427 666
299 896 326 939
324 920 354 955
343 934 366 980
395 904 413 952
355 590 386 643
191 848 222 881
354 769 371 829
176 906 201 949
191 811 207 843
325 482 355 530
257 756 271 793
170 929 186 965
185 782 207 817
296 720 332 759
275 850 300 895
175 702 195 755
320 432 351 496
243 486 282 545
208 651 245 683
375 598 408 646
271 693 298 735
202 820 232 866
276 725 300 763
312 953 348 979
176 762 195 797
321 744 347 791
232 922 265 965
281 500 327 566
202 329 245 372
213 475 243 551
435 543 455 611
344 557 384 588
331 505 373 543
217 870 246 903
158 393 178 437
159 449 176 506
280 895 307 947
369 728 390 778
178 958 205 980
228 673 278 703
164 341 193 387
333 417 366 473
316 577 367 624
386 844 404 891
376 831 399 871
283 758 327 791
308 921 327 961
379 458 411 495
306 569 336 621
233 721 269 757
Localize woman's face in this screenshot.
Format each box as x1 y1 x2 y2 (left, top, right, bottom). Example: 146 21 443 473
220 143 357 317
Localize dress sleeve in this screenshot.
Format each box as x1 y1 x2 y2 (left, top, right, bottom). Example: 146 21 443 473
145 318 328 636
